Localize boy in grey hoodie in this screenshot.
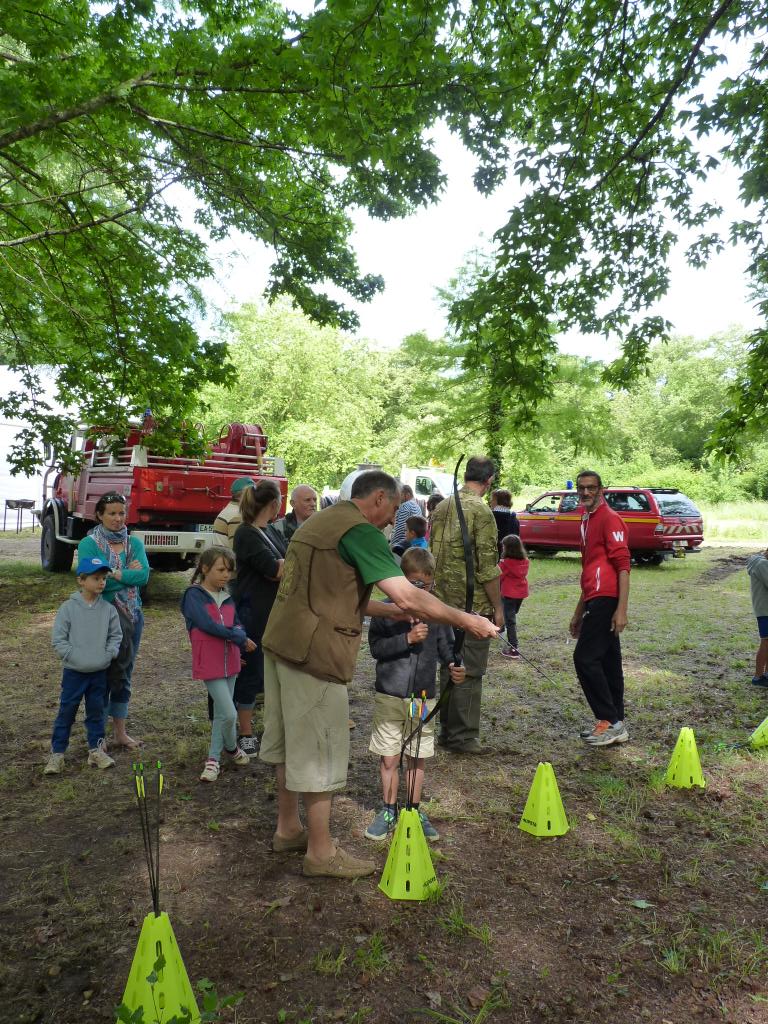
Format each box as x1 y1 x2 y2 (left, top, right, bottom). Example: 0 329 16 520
746 549 768 688
44 556 123 774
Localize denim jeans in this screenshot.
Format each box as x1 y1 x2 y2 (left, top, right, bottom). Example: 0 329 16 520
51 668 108 752
107 608 144 720
204 676 238 760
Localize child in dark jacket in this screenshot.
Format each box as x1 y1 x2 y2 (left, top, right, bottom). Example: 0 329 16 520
364 547 465 843
499 534 529 659
181 546 256 782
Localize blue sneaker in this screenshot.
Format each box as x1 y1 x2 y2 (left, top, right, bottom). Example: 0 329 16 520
752 675 768 688
417 810 439 842
364 807 397 842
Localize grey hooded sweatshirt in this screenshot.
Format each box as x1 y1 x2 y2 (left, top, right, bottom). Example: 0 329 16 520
52 591 122 672
746 553 768 617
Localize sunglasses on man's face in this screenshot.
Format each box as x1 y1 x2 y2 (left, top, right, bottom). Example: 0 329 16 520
411 579 435 590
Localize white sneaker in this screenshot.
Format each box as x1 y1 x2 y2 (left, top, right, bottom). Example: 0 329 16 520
224 746 250 767
200 758 220 782
44 752 65 775
87 739 115 769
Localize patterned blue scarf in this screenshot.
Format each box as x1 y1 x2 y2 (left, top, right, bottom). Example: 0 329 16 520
89 524 141 621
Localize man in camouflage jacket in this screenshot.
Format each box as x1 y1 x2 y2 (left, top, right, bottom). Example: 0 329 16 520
430 456 504 752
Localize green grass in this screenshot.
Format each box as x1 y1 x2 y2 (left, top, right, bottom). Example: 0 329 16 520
699 500 768 543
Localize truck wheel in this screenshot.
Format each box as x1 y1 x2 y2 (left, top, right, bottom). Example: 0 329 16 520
41 516 75 572
634 552 664 567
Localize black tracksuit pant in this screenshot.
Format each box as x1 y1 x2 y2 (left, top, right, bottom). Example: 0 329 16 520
573 596 625 723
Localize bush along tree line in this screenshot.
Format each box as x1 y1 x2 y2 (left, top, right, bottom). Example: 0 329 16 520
201 305 766 505
2 0 768 473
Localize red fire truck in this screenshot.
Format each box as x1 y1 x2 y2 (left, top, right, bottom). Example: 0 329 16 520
39 421 287 572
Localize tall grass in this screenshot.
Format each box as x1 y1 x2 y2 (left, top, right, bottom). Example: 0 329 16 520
698 501 768 544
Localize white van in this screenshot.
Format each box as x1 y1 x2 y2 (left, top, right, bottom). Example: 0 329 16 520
399 466 455 500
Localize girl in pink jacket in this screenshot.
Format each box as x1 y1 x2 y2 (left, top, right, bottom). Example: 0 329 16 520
499 534 530 659
181 546 256 782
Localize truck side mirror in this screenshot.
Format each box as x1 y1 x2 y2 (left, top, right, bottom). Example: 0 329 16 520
525 503 531 512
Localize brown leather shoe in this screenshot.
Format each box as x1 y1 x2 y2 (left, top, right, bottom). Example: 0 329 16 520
272 829 308 853
302 845 376 879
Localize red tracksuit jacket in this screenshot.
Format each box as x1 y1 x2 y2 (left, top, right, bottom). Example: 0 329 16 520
579 501 631 601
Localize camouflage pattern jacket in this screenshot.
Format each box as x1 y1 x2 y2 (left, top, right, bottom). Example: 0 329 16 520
429 486 500 616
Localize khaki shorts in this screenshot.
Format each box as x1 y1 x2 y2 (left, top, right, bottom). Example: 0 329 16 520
368 693 437 758
259 654 349 793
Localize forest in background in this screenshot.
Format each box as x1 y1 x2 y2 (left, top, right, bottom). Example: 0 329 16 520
201 302 765 504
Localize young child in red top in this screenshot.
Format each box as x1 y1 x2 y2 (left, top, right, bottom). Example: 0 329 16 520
569 471 631 747
181 546 257 782
498 534 529 659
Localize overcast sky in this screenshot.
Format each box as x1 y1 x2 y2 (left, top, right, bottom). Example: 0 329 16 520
199 121 761 361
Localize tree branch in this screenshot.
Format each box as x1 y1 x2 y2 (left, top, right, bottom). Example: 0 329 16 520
0 71 156 150
597 0 737 187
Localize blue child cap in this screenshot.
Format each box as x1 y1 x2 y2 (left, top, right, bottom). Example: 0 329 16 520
77 556 111 576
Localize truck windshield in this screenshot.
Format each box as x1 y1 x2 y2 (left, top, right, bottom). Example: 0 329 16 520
654 493 701 516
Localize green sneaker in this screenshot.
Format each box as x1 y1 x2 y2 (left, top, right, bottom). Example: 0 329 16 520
364 806 397 842
417 810 439 842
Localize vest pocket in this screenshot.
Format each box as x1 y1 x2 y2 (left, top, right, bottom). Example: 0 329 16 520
280 608 321 663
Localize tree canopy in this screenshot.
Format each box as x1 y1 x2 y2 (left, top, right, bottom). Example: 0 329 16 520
2 0 767 472
1 0 498 471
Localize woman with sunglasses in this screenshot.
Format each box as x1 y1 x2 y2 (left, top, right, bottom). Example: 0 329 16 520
77 492 150 749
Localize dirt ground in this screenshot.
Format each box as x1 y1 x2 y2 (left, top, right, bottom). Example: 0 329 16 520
0 541 767 1024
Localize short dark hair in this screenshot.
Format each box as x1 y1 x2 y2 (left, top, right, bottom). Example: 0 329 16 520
493 488 512 508
405 514 427 539
401 546 435 576
465 456 496 484
576 469 603 489
95 492 127 517
426 493 444 514
400 483 414 500
351 470 399 500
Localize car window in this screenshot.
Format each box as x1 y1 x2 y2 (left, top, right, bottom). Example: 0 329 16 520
654 492 701 516
528 494 560 513
605 492 651 513
414 476 435 497
560 493 579 512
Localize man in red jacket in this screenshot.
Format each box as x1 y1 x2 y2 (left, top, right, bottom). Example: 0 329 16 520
569 471 631 746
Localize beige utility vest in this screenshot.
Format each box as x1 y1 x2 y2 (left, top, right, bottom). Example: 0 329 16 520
262 501 373 684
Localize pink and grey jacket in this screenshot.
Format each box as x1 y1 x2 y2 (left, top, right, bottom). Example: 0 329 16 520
180 585 248 681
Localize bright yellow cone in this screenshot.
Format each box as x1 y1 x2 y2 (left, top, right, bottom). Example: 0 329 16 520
378 808 439 901
518 762 569 837
665 727 705 788
748 714 768 750
118 911 199 1023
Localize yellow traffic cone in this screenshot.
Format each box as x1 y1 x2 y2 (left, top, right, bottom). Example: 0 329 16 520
665 727 705 788
118 911 199 1023
748 714 768 750
518 762 569 837
378 808 439 901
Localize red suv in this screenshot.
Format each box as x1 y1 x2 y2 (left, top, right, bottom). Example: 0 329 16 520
517 487 704 564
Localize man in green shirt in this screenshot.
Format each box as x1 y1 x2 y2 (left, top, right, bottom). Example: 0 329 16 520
430 456 504 753
261 470 499 879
